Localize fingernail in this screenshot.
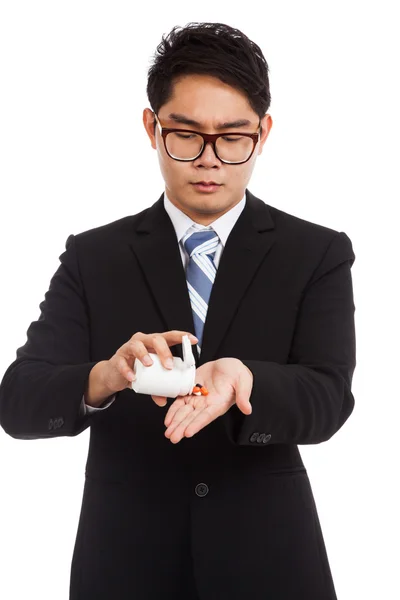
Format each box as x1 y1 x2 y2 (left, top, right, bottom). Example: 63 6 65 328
143 355 153 365
165 357 173 369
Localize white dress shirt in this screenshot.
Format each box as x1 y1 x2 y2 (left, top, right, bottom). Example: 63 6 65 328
81 189 246 415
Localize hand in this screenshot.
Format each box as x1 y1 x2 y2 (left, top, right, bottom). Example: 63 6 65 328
102 330 198 406
164 358 253 443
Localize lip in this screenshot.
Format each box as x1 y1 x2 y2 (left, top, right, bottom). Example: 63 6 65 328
191 182 223 193
193 181 221 186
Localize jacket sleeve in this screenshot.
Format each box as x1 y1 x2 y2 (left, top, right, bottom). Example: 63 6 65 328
223 231 356 446
0 233 113 439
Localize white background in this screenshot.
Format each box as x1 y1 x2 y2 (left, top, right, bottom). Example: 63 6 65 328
0 1 399 598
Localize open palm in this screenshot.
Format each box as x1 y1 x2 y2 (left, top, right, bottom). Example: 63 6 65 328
164 357 253 444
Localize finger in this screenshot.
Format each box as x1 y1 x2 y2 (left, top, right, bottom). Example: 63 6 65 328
165 400 200 435
125 340 154 367
128 333 157 354
167 405 216 443
165 397 208 435
150 335 176 369
164 395 198 426
235 369 253 415
162 330 198 346
132 330 198 346
164 398 187 427
182 405 218 438
116 354 136 382
165 405 198 442
151 394 167 407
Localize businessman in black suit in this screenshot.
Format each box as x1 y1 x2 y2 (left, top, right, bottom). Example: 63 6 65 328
0 22 356 600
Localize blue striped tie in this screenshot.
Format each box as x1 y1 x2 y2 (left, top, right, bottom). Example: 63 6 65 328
183 229 219 353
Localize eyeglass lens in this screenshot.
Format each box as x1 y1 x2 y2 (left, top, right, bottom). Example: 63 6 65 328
165 132 254 163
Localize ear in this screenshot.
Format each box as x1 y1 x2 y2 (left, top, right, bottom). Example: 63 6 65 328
258 114 273 155
143 108 157 150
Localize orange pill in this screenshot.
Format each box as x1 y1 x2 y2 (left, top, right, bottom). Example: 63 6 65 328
200 386 208 395
193 386 201 393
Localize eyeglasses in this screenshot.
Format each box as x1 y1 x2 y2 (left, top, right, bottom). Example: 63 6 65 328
153 113 261 165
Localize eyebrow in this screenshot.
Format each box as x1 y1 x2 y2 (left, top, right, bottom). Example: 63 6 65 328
167 112 253 130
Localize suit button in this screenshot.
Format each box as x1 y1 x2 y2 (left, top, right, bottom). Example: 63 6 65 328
195 483 209 497
262 434 272 444
250 432 259 442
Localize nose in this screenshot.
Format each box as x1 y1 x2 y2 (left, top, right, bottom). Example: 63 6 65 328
195 141 220 166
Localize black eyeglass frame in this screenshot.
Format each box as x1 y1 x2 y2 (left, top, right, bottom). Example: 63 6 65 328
153 112 262 165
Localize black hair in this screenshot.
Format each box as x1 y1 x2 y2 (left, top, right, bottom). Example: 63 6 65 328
146 22 271 134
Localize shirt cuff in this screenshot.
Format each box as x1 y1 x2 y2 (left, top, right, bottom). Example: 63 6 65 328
80 394 117 415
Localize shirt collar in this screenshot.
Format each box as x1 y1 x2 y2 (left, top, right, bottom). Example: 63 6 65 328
163 188 246 248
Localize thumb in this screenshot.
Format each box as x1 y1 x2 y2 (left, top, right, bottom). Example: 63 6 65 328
235 370 253 415
151 395 167 407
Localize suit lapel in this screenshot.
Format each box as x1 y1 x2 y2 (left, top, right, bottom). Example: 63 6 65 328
129 189 276 366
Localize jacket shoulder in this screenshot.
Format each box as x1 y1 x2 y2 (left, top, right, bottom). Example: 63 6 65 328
264 202 355 266
268 203 340 238
73 207 150 245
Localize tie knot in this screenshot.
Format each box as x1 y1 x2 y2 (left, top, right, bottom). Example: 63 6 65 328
183 229 219 258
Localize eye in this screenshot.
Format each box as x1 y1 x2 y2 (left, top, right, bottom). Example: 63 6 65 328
175 133 196 139
222 136 242 142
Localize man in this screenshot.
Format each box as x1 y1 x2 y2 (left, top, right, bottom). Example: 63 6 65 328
0 22 356 600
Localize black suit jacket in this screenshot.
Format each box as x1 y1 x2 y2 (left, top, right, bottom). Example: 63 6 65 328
0 189 356 600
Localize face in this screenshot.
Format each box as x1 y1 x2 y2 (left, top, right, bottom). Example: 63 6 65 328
143 74 273 225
